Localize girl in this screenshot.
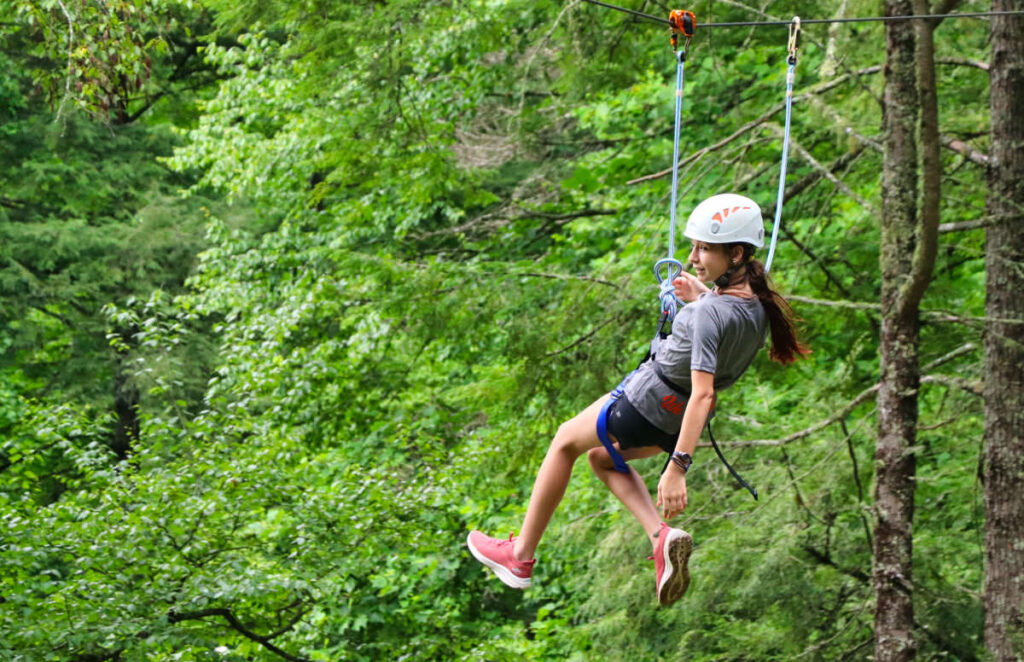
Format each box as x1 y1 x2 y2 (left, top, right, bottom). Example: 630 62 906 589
467 193 806 606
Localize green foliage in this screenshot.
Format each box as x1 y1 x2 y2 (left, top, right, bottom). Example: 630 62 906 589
0 0 995 659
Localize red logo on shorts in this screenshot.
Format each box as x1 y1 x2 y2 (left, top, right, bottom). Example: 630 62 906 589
661 395 686 415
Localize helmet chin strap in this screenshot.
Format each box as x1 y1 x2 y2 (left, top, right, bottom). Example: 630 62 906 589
714 268 736 289
714 245 756 289
714 260 746 289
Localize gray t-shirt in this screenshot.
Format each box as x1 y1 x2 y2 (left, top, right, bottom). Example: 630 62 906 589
622 291 768 435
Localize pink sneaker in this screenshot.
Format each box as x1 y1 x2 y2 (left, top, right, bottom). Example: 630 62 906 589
652 522 693 606
466 531 535 589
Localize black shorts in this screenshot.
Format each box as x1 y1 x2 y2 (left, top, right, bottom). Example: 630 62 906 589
605 395 678 454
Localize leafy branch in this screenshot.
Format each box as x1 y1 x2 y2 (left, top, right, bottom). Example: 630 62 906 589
168 607 311 662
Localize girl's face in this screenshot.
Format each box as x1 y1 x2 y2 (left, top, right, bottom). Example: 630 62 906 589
687 241 733 283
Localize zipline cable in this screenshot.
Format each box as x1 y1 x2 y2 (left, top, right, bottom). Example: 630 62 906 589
579 0 1024 28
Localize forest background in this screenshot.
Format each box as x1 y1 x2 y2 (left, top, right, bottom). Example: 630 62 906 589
1 0 1021 660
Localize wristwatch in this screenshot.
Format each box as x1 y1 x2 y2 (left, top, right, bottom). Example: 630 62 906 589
670 451 692 473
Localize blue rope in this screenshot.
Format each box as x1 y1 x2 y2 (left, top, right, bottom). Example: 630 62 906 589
667 49 685 262
598 46 690 477
654 48 688 324
765 57 797 274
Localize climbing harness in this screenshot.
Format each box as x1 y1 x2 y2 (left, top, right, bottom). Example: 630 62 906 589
595 13 801 500
765 17 800 274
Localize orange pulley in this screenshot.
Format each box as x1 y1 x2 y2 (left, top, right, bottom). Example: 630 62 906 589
668 10 696 49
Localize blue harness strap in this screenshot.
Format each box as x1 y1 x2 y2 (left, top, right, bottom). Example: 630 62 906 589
597 383 631 474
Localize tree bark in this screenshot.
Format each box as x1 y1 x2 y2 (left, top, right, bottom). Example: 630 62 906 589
984 0 1024 658
111 329 140 461
873 0 942 658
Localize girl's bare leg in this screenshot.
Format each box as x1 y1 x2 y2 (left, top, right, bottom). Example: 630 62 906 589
588 444 666 551
512 394 610 561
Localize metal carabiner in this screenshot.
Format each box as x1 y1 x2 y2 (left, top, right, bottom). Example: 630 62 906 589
787 16 801 65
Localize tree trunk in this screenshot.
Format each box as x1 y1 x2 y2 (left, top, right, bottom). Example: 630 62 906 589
873 1 942 659
984 0 1024 658
111 334 140 461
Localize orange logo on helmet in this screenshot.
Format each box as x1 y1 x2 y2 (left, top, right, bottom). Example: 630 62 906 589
710 206 751 224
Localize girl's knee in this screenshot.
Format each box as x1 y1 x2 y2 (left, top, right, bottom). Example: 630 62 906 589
550 422 589 460
587 446 614 472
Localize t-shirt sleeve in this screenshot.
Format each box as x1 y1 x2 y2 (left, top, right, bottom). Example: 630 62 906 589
689 304 723 374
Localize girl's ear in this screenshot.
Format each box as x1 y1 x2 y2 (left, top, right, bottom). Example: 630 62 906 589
729 244 745 264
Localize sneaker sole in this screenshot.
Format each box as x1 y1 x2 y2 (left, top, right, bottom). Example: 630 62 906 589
657 529 692 606
466 532 532 589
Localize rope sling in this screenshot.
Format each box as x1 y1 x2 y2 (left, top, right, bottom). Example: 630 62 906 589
596 13 801 500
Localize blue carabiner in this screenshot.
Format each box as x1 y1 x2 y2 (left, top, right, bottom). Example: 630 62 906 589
653 257 685 320
653 257 684 285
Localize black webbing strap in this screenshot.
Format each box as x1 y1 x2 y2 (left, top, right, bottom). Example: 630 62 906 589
706 419 758 500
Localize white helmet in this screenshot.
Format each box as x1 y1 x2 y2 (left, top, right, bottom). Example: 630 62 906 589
684 193 765 248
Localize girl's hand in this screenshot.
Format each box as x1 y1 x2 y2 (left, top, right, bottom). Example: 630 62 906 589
657 466 689 520
673 270 709 303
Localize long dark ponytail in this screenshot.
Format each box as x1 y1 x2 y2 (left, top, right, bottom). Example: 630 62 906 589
724 244 808 365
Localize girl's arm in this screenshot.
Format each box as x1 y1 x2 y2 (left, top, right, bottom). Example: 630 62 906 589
657 369 715 519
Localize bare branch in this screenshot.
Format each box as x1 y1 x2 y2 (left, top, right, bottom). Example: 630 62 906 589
787 296 880 313
919 415 960 430
940 135 990 166
544 318 616 357
920 374 983 396
515 272 616 287
707 345 977 448
627 66 883 185
757 146 869 298
936 57 990 71
413 207 617 240
938 216 1000 233
788 295 1024 325
768 123 878 212
700 382 880 448
922 342 976 371
168 608 311 662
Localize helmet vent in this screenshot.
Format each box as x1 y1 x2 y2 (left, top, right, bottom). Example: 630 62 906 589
710 222 721 234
